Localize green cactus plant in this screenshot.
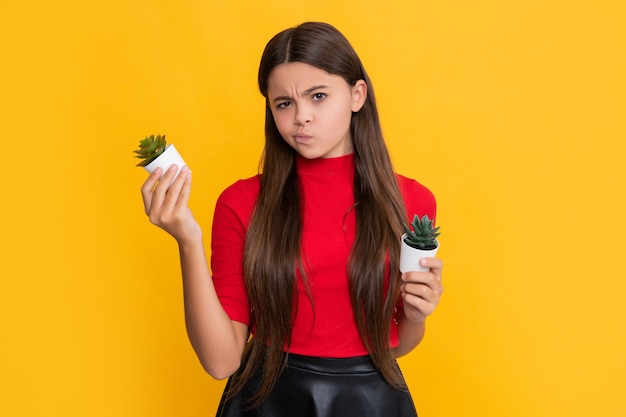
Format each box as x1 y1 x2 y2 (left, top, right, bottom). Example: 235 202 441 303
134 134 167 167
403 214 441 251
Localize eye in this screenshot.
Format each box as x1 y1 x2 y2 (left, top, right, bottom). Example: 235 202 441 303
312 92 326 101
276 101 291 109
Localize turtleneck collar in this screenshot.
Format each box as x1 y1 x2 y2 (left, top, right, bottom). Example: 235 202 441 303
295 153 354 175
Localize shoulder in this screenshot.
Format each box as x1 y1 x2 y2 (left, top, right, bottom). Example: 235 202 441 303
395 174 437 220
216 175 261 208
214 175 261 227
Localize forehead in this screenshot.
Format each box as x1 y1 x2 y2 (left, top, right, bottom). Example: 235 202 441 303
267 62 347 94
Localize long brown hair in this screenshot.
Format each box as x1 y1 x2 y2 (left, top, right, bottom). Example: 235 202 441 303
229 22 408 407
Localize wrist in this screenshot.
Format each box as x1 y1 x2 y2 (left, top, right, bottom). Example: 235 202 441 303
177 232 204 252
398 308 427 327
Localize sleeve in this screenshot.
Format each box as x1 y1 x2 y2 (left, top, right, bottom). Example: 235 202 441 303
396 175 437 224
210 178 259 325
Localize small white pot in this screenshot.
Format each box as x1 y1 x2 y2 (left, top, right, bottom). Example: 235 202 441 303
399 233 439 273
143 144 187 179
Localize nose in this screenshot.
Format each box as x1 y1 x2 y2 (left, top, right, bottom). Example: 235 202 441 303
294 105 312 125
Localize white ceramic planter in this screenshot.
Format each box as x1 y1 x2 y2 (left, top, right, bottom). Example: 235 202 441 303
143 144 187 179
399 233 439 273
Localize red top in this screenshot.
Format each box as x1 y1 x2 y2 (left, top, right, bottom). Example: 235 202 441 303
210 153 436 357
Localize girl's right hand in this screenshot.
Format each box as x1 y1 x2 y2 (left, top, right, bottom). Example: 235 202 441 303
140 164 201 245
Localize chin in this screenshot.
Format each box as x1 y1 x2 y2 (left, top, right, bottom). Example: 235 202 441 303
297 152 322 160
292 146 322 160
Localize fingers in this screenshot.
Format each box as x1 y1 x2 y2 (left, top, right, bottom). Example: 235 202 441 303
176 167 192 209
141 167 163 214
402 292 437 317
147 165 181 219
400 279 442 321
400 257 444 319
141 165 191 222
401 264 443 289
160 165 191 213
419 257 443 280
401 279 441 302
139 164 200 243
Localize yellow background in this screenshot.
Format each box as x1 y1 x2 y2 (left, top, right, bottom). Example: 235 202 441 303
1 1 624 416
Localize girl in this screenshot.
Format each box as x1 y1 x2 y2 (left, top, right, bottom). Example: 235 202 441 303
141 22 443 417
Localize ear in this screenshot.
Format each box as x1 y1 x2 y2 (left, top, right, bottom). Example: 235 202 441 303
351 80 367 112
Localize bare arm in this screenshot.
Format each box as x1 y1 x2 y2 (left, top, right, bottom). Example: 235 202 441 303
141 165 248 379
178 237 249 379
393 312 426 358
393 257 443 358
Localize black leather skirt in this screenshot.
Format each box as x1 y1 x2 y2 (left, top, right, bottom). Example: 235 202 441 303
216 354 418 417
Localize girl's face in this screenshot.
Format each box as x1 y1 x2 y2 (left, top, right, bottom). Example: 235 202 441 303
267 62 366 159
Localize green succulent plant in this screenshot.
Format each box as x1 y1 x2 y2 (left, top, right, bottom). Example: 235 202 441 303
134 134 167 167
403 214 441 250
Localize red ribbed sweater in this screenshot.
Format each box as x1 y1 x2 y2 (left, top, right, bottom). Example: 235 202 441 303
210 153 436 357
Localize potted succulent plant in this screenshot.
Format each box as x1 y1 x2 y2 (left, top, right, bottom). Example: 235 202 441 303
134 134 187 178
400 214 441 273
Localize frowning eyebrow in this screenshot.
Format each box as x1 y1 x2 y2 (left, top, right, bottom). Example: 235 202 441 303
271 85 328 102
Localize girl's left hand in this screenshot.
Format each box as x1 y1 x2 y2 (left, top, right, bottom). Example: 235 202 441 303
400 257 444 324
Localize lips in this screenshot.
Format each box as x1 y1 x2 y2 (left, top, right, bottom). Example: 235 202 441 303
294 133 312 143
